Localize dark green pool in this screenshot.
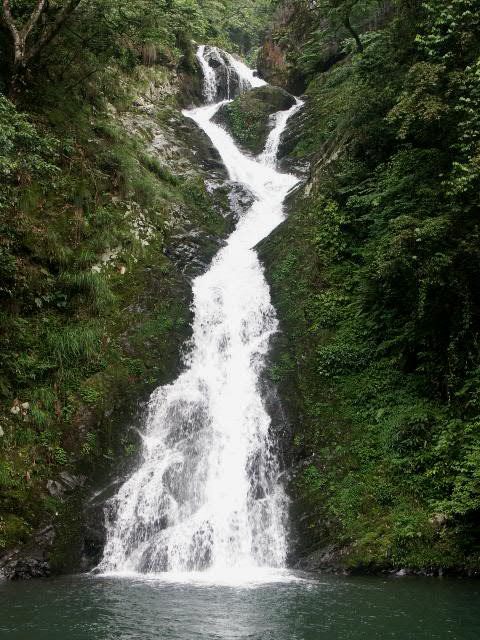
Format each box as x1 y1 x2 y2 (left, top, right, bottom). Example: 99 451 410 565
1 573 479 639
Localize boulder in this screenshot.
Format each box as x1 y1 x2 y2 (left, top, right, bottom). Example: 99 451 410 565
213 86 296 155
293 543 351 574
0 526 54 580
226 181 255 220
251 85 296 112
201 46 243 101
46 472 86 498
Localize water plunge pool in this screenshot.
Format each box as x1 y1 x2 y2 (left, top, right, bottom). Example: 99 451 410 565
1 572 479 639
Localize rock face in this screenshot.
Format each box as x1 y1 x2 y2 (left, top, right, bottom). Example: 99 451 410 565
249 85 296 112
0 527 54 580
200 46 255 102
213 85 296 155
293 544 351 574
46 473 86 499
277 103 310 176
257 40 292 90
256 2 339 95
0 472 88 579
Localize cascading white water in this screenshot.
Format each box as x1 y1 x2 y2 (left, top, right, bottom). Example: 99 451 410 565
196 45 218 103
259 102 301 167
223 50 266 93
195 44 265 103
97 47 302 582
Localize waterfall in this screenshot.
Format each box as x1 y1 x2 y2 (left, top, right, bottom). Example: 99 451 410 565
97 47 301 581
223 50 266 94
196 45 218 103
195 45 265 103
259 101 302 167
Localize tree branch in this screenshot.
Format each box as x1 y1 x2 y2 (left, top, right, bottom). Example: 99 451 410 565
2 0 49 68
1 0 21 53
22 0 47 41
28 0 84 62
343 13 363 52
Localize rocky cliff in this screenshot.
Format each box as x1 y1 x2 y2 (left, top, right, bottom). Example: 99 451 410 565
0 58 251 579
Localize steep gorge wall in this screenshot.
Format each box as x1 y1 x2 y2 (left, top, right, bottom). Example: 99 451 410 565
259 1 480 576
0 59 241 579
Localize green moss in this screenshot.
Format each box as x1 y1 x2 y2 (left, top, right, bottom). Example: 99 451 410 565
0 515 32 549
213 86 295 154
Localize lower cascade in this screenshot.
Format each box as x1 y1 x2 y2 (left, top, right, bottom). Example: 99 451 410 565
97 47 302 578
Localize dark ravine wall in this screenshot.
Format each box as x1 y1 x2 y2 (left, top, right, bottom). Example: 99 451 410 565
258 0 480 577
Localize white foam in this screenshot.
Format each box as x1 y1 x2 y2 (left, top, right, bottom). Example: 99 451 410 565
97 47 302 580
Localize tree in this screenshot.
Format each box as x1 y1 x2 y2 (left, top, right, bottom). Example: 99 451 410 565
308 0 379 53
1 0 84 95
327 0 365 52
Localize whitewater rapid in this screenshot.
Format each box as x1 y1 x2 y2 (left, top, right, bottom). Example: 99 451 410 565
97 47 302 583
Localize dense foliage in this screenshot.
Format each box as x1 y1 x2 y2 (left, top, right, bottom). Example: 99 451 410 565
262 0 480 572
0 0 271 96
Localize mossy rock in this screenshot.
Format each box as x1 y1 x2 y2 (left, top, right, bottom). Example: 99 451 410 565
213 86 296 155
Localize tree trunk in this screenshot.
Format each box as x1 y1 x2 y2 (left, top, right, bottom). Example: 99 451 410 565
1 0 83 98
343 14 363 53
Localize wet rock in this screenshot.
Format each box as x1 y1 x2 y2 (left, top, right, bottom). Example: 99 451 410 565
82 502 107 570
175 117 227 176
293 544 350 574
277 102 311 176
0 526 55 580
166 238 213 278
47 472 86 498
59 472 86 491
47 479 65 498
0 553 51 580
200 46 242 101
226 182 255 221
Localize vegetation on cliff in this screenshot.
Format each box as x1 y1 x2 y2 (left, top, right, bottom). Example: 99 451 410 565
213 85 295 154
0 0 272 571
260 0 480 573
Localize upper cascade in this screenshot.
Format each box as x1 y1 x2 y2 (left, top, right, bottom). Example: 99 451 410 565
196 44 266 103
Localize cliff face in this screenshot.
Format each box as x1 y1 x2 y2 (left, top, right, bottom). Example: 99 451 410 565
256 2 341 94
0 59 242 579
